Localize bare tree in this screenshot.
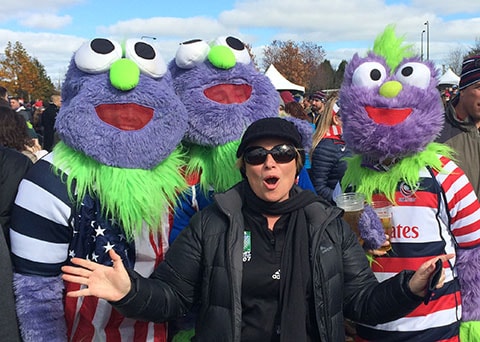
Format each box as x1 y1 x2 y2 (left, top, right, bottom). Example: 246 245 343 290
446 47 466 75
313 60 334 90
466 37 480 57
262 40 326 93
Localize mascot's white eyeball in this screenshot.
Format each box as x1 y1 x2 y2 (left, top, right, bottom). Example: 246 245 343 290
395 62 431 89
352 61 387 88
75 38 123 74
210 36 251 65
125 39 167 78
175 39 210 69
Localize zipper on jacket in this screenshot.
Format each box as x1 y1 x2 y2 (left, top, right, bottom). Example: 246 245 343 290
225 210 240 341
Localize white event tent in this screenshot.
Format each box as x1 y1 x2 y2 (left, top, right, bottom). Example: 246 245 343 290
438 68 460 86
265 64 305 93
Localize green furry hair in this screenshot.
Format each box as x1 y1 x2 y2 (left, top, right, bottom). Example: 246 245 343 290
372 24 415 72
184 140 243 193
341 143 454 204
172 329 195 342
460 321 480 342
52 141 188 240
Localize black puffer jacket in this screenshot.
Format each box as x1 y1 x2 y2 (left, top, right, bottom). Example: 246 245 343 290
114 183 422 341
310 137 351 203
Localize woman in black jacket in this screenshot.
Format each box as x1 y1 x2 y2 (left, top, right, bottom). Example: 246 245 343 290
62 118 451 342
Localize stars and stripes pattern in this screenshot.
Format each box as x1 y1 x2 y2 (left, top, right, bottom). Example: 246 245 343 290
69 193 135 269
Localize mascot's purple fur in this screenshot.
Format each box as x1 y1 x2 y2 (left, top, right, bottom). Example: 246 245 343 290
9 38 188 341
339 25 480 341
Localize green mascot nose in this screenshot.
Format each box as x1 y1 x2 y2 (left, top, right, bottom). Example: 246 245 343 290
379 80 403 98
110 59 140 91
208 45 236 70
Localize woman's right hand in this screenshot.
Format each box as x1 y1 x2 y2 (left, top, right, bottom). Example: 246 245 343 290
61 249 131 302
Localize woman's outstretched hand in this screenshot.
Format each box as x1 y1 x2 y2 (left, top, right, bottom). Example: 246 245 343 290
409 254 455 298
61 249 131 302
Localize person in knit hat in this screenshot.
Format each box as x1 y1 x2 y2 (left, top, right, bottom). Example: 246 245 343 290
308 90 327 125
436 54 480 197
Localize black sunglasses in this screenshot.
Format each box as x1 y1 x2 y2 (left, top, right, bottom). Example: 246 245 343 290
243 144 297 165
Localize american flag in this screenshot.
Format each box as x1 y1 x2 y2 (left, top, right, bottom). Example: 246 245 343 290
68 193 135 268
66 193 169 341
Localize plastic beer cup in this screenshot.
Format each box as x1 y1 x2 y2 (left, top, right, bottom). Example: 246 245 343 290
335 192 365 245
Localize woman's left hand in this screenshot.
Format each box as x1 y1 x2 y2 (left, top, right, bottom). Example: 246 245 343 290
409 254 454 297
61 249 132 302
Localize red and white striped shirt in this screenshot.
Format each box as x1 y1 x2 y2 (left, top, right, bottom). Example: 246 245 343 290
357 156 480 341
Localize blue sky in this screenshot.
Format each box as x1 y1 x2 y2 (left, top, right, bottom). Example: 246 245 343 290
1 0 480 83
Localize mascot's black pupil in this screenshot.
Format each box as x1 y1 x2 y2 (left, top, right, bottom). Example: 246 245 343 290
91 38 115 54
370 69 381 81
135 42 155 60
401 66 413 77
226 36 245 51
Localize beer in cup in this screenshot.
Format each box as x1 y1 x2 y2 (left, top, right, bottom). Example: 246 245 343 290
371 200 393 252
335 192 365 245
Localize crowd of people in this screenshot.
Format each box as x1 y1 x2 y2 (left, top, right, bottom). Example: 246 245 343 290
0 88 61 342
1 45 480 342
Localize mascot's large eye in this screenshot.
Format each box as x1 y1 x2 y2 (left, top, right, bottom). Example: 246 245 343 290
210 36 251 64
351 62 387 88
74 38 122 74
125 39 167 78
395 62 431 89
175 39 210 69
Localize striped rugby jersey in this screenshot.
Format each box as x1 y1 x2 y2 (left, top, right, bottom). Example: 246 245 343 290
10 153 171 341
357 156 480 342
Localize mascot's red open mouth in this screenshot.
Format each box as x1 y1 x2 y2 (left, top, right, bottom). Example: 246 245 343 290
95 103 153 131
204 84 252 104
365 105 412 126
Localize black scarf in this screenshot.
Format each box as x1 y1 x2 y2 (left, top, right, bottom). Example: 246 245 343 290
243 181 318 342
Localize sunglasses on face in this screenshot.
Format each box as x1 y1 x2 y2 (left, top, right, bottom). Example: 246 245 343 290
243 144 297 165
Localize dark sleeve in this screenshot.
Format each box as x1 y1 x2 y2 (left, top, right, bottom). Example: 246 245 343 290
0 225 21 342
0 149 32 228
112 210 205 322
340 218 423 324
41 107 54 126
